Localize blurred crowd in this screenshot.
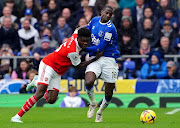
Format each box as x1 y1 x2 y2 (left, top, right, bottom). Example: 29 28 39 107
0 0 180 81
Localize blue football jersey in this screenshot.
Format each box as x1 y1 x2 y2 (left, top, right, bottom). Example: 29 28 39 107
85 17 120 58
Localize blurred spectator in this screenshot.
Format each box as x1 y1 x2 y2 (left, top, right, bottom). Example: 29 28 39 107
141 50 168 79
75 17 88 28
123 60 136 79
0 43 14 79
138 7 160 32
160 20 177 43
20 8 38 30
47 0 61 26
40 0 49 9
118 16 137 48
118 32 136 55
144 0 159 12
11 59 31 79
165 61 180 79
172 28 180 54
57 0 81 15
132 0 148 25
75 0 97 24
39 11 53 32
82 0 96 16
16 47 36 69
122 8 131 17
19 69 38 93
107 0 121 29
18 19 39 50
0 6 18 25
94 0 107 16
61 8 76 30
159 8 178 31
168 0 178 11
52 16 72 45
83 6 94 23
138 18 160 48
34 27 59 50
0 16 20 52
155 0 177 19
22 0 40 20
1 0 25 19
89 0 96 6
156 36 177 58
33 36 55 62
60 86 85 108
134 38 151 78
118 0 136 12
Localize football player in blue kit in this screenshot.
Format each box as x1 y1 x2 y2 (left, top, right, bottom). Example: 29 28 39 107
85 5 120 122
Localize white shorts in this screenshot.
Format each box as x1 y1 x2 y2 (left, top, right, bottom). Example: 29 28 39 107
85 57 118 83
37 61 61 91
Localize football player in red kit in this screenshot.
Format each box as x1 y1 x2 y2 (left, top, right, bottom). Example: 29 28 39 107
11 27 102 123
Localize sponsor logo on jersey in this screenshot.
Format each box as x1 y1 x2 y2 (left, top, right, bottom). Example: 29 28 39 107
104 32 112 41
91 34 100 45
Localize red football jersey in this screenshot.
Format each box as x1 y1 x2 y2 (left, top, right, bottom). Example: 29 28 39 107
42 33 81 75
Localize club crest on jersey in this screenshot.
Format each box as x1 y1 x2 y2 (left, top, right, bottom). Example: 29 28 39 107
98 31 104 37
45 77 48 81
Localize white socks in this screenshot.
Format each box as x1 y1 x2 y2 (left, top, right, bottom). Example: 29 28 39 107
86 86 96 105
97 97 110 114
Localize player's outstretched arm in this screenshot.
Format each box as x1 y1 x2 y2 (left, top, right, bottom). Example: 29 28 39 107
75 49 103 69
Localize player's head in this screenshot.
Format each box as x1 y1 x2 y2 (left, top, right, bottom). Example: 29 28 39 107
100 5 114 23
77 28 91 50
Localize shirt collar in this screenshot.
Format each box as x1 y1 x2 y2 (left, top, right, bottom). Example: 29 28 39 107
99 19 111 25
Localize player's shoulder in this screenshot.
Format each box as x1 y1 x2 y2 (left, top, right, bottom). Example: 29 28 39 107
91 16 100 22
107 21 116 28
106 21 117 32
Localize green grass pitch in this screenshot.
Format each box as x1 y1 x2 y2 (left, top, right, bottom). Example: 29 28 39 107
1 107 180 128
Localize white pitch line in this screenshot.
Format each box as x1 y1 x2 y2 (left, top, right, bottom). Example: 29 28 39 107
166 108 180 115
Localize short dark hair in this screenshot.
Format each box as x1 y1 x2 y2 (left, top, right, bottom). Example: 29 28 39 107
102 5 114 12
78 28 91 38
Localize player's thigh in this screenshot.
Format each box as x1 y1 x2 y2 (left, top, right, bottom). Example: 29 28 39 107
85 60 101 78
48 73 61 91
101 58 118 83
37 61 54 86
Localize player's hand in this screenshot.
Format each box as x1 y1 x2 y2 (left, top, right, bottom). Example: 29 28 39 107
95 49 103 60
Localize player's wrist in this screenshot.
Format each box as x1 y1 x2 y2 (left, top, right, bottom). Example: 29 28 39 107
93 57 97 61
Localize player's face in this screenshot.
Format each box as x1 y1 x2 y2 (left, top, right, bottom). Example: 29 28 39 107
100 8 113 23
78 36 91 49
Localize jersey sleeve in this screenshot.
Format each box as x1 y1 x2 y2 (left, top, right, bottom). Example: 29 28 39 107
67 52 81 66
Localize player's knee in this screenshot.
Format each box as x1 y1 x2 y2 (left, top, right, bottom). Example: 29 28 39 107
47 97 57 104
85 80 94 88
